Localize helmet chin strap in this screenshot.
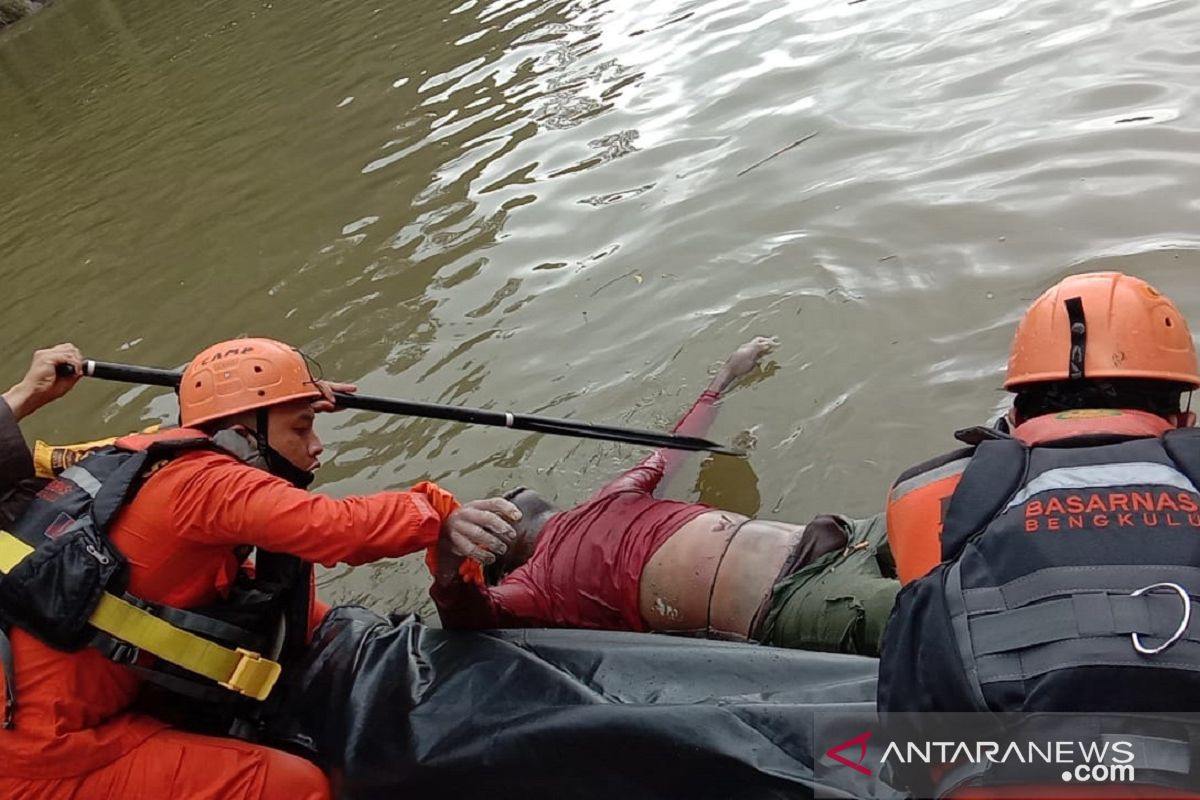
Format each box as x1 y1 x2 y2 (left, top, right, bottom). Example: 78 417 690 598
253 407 271 458
1064 296 1087 380
253 407 315 490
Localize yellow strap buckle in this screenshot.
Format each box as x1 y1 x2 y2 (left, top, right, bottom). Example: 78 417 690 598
219 648 282 701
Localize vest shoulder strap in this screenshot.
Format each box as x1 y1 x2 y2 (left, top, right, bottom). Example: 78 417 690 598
114 428 210 452
91 451 152 532
252 551 312 663
941 438 1028 560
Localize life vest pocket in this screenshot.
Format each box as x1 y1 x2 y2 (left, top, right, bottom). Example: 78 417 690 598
0 516 127 650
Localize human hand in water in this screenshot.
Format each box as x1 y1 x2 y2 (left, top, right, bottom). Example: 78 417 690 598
439 497 522 566
719 336 777 384
3 343 84 421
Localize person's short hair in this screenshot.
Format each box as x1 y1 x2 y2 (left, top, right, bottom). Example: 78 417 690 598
1013 378 1190 421
483 487 559 586
192 409 256 436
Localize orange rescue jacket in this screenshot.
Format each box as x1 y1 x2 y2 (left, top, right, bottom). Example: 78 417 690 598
885 410 1179 585
0 429 457 779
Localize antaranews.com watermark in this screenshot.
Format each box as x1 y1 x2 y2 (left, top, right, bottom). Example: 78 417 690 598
873 736 1136 783
812 712 1192 799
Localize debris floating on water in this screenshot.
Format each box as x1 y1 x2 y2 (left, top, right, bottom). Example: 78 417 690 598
736 131 819 177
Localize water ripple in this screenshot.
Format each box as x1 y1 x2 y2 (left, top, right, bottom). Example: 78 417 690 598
8 0 1200 612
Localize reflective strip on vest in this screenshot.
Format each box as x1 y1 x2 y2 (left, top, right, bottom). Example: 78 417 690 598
1003 462 1199 511
0 531 281 701
59 465 103 499
890 455 972 503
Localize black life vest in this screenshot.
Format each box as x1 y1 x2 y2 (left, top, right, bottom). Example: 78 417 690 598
878 420 1200 714
0 429 313 735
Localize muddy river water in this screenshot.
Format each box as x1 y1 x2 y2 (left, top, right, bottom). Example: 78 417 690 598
3 0 1199 616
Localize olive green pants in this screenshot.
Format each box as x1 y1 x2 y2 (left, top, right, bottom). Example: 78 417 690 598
757 513 898 657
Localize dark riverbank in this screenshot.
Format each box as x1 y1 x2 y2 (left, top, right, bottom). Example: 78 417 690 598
0 0 47 30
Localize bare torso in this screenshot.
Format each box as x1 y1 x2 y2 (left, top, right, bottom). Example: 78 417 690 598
638 510 806 640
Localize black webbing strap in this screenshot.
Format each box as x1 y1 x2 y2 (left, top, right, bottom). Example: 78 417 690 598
127 662 241 704
1065 296 1087 380
969 593 1200 657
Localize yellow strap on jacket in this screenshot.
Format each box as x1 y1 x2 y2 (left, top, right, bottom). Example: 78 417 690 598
0 530 280 701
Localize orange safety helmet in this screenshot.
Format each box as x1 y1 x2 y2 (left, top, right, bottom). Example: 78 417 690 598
179 337 323 427
1005 271 1200 390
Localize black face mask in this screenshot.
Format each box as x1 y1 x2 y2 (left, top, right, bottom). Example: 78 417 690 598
253 407 315 490
264 445 315 490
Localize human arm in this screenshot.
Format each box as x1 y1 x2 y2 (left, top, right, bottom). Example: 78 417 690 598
0 397 33 488
597 336 776 496
0 344 84 490
2 343 83 422
429 559 546 629
425 497 539 628
309 378 517 564
167 452 473 566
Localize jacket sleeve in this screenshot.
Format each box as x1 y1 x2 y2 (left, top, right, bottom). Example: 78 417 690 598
0 401 39 529
594 389 722 497
0 400 33 491
167 452 458 567
429 568 546 629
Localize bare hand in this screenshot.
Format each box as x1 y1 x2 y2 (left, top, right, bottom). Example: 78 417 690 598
3 343 84 421
312 380 358 414
722 336 777 381
439 497 522 566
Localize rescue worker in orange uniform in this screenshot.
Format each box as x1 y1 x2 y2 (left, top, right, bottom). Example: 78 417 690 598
0 337 520 800
880 271 1200 716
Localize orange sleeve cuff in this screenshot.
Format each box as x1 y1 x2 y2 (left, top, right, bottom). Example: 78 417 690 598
425 553 485 587
459 558 485 587
409 480 460 519
424 546 486 587
414 482 486 588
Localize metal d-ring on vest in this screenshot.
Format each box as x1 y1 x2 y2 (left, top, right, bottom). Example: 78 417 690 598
1129 582 1192 656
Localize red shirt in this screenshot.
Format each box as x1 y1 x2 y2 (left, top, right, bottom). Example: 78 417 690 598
431 390 721 631
0 445 457 779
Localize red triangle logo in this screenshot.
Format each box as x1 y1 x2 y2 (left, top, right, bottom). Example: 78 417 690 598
825 730 873 776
